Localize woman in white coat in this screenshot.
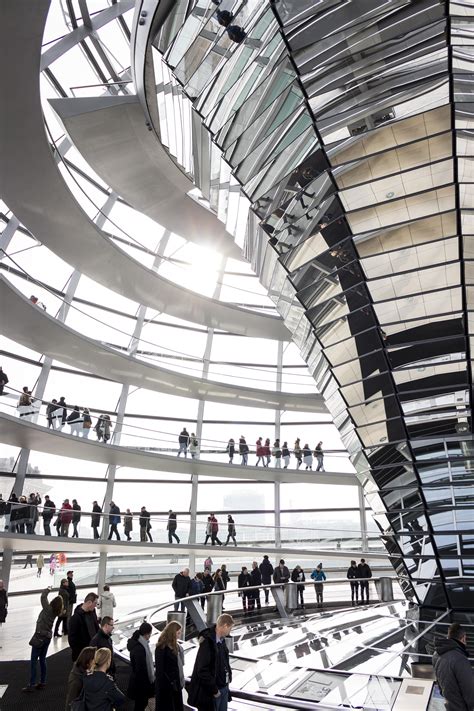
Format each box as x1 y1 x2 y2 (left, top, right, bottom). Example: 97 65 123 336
97 584 116 621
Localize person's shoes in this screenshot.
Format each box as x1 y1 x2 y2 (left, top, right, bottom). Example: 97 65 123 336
22 686 35 693
35 683 46 690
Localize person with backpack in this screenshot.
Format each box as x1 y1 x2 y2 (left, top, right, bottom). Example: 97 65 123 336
188 433 199 459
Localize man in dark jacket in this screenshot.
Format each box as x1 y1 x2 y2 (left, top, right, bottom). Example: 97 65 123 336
108 501 121 540
167 509 180 544
71 499 81 538
91 500 102 539
273 559 290 584
177 427 190 457
259 555 274 604
249 562 262 612
89 616 116 676
172 567 192 611
357 559 372 603
139 506 152 542
68 592 99 661
433 623 474 711
42 495 56 536
347 560 359 605
188 614 234 711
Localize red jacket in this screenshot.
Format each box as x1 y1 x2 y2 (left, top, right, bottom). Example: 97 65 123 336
256 440 265 457
60 502 73 524
210 516 219 533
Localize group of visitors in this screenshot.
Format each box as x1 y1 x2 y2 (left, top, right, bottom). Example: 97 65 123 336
7 380 329 470
2 494 245 549
226 436 325 470
20 577 234 711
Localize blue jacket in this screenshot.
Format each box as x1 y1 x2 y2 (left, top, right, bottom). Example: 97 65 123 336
311 569 326 582
109 505 121 525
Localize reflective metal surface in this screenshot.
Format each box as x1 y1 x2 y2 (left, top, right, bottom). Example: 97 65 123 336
141 0 474 611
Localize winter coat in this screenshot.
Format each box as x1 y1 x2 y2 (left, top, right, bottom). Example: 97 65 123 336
172 573 192 599
57 585 69 619
67 577 77 604
262 441 271 457
82 670 125 710
98 591 116 620
433 638 474 711
347 565 359 580
68 604 99 661
126 636 154 701
238 572 251 596
291 568 305 590
282 445 290 459
191 578 204 596
357 563 372 579
250 568 262 598
202 574 214 594
226 441 235 456
139 510 151 528
273 565 290 584
72 503 81 523
272 443 282 458
239 438 249 454
42 499 56 522
67 408 83 425
58 398 68 424
89 628 115 676
221 570 230 589
155 644 184 709
311 569 326 582
109 505 120 525
31 589 57 641
188 626 232 711
210 516 219 534
259 559 274 584
61 503 73 524
91 503 102 528
189 437 199 454
123 514 133 533
178 430 189 445
0 589 8 623
256 440 265 457
167 512 177 531
227 519 236 536
213 575 225 592
65 663 85 710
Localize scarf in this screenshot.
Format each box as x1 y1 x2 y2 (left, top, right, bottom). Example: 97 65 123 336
177 644 185 689
139 635 155 684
